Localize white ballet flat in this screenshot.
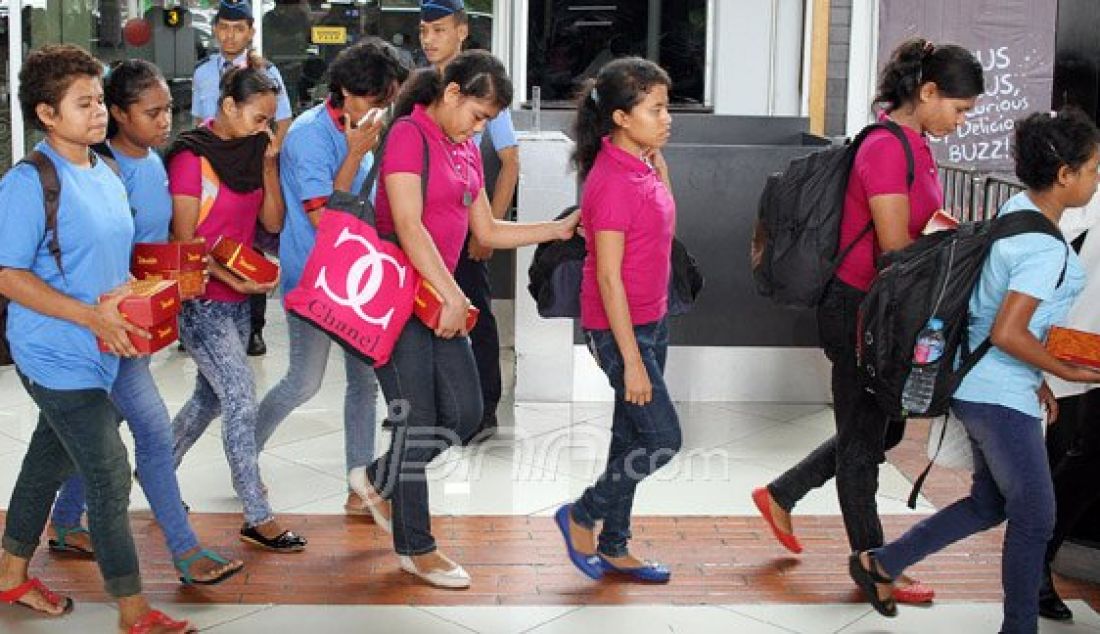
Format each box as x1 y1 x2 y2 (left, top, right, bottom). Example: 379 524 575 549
347 467 392 534
398 555 471 589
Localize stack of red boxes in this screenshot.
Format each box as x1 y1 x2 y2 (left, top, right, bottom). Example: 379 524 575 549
414 279 479 332
97 279 182 355
131 240 207 299
210 236 279 285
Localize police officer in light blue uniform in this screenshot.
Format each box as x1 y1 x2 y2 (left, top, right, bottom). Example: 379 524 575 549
192 0 293 146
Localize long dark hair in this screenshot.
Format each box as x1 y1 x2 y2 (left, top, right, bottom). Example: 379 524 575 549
392 49 512 120
1014 107 1100 190
874 38 983 111
217 53 279 112
571 57 671 181
104 59 167 139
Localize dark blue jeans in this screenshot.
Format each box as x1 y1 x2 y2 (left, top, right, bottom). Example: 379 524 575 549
4 373 141 597
876 399 1055 634
367 318 482 556
572 318 682 557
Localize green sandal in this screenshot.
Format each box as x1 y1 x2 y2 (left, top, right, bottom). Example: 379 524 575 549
174 549 243 586
47 526 94 558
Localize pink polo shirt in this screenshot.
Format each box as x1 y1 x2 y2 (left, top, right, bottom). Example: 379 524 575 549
835 115 943 292
168 144 264 303
375 104 484 273
580 137 677 330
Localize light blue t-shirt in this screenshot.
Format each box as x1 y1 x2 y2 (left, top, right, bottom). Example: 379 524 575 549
954 192 1086 417
107 142 172 244
0 142 134 391
192 51 293 122
473 108 518 152
278 103 373 296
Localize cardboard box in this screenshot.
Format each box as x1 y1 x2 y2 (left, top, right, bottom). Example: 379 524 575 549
132 269 206 300
98 315 178 356
210 236 279 285
922 209 961 235
105 279 181 327
414 279 479 333
132 240 206 272
1046 326 1100 369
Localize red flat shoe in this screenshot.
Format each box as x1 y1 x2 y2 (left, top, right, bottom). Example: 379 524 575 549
893 579 935 604
0 577 73 616
128 609 195 633
752 487 803 554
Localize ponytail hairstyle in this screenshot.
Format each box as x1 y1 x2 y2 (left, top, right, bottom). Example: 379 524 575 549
874 38 983 111
1014 107 1100 190
392 49 512 120
104 59 167 139
571 57 671 181
217 53 279 111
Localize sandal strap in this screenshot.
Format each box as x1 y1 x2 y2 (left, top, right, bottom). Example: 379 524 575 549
131 609 188 634
864 551 894 584
53 525 89 547
174 548 231 582
0 577 63 607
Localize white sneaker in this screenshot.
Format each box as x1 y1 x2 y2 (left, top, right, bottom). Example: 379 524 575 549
347 468 392 534
398 555 471 589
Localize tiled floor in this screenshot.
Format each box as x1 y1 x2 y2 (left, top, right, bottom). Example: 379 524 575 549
0 307 1098 632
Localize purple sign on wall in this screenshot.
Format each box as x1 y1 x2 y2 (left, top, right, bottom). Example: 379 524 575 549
878 0 1057 171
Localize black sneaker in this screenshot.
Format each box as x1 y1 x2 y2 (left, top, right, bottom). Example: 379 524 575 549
247 331 267 356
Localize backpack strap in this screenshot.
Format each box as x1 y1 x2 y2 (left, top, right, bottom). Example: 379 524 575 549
835 120 917 267
17 151 64 280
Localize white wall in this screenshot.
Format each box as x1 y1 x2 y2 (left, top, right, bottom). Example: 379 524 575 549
712 0 805 116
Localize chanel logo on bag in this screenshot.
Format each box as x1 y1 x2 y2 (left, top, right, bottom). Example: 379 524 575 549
315 227 408 328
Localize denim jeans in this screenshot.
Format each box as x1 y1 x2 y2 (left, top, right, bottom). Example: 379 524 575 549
454 241 501 423
876 399 1055 634
768 280 895 551
256 312 378 473
571 318 682 557
53 356 199 558
367 318 482 556
172 299 273 527
4 373 141 597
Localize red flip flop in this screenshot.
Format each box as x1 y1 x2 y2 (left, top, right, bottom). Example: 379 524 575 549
752 487 804 554
0 577 74 616
128 609 195 633
893 579 935 604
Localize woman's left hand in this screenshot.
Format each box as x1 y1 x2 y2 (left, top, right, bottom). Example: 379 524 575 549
554 209 581 241
1038 381 1059 425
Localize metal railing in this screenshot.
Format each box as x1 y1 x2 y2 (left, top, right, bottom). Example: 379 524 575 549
938 164 1025 223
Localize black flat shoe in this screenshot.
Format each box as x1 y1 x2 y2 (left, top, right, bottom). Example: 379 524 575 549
1040 588 1073 621
849 551 897 617
239 525 306 552
247 331 267 357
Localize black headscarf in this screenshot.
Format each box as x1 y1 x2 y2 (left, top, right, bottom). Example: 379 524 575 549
165 126 269 193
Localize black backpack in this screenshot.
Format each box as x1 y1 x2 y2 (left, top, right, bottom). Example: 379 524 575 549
527 206 704 319
751 120 914 309
0 150 119 367
857 211 1068 421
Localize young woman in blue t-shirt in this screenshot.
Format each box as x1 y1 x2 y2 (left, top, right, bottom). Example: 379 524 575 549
851 108 1100 633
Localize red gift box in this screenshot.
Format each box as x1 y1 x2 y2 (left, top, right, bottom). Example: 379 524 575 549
210 236 279 285
110 279 181 326
98 315 178 356
414 279 479 332
132 269 206 300
132 240 206 272
1046 326 1100 370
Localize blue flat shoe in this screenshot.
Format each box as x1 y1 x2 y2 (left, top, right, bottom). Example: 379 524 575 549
553 504 603 580
598 555 672 583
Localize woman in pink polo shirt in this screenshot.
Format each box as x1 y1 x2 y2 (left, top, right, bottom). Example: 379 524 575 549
753 38 983 603
353 50 578 589
554 57 679 584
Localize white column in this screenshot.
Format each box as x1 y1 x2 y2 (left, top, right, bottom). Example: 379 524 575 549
10 0 24 163
845 0 879 136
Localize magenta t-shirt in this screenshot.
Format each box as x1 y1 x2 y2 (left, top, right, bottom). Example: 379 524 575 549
835 115 943 292
580 137 676 330
168 145 263 303
375 104 484 273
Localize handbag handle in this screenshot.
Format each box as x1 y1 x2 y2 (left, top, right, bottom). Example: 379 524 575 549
348 116 431 223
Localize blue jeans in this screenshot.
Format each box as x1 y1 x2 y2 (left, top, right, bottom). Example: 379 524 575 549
172 299 273 527
876 399 1055 634
5 374 141 597
572 318 682 557
256 312 378 473
367 318 482 556
52 357 199 558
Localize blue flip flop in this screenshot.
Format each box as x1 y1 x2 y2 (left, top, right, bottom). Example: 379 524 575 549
598 555 672 583
553 504 604 580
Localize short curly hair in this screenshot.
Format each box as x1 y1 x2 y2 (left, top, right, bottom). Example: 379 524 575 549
1014 107 1100 190
19 44 103 132
327 37 411 109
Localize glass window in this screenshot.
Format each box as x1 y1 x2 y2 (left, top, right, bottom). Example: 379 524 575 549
526 0 708 108
262 0 495 117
